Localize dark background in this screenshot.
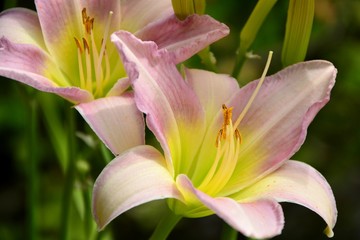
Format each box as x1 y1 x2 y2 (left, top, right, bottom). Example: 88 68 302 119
1 0 359 239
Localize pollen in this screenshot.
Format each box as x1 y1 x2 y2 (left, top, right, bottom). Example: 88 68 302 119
215 104 240 147
82 8 94 34
73 8 113 97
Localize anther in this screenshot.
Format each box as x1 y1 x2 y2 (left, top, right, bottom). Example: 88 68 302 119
82 38 90 54
74 37 83 53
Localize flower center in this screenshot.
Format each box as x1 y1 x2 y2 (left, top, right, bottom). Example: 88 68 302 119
74 8 113 97
198 51 273 196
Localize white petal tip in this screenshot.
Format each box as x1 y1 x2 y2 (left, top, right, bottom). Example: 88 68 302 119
324 226 334 238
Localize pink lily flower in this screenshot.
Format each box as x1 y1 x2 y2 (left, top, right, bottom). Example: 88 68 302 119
92 32 337 239
0 0 229 154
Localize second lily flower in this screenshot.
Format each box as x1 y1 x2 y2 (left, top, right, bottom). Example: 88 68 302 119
92 32 337 239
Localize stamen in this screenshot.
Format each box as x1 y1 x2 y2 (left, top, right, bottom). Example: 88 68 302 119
234 51 273 129
74 37 83 53
74 37 85 88
83 38 93 91
95 11 114 96
82 8 94 35
216 104 234 146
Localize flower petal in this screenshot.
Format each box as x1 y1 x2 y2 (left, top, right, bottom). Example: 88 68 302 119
223 60 336 194
136 14 230 63
92 145 182 230
35 0 82 76
176 174 284 239
184 68 240 184
75 93 145 155
111 31 205 175
233 160 337 238
0 8 45 48
0 37 92 103
120 0 173 33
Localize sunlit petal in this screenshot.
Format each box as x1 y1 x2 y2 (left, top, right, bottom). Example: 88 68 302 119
35 0 82 75
233 160 337 237
177 174 284 239
184 69 240 184
0 37 92 103
136 14 229 63
75 93 145 155
111 31 205 174
0 8 45 48
222 60 336 194
120 0 173 33
93 145 182 230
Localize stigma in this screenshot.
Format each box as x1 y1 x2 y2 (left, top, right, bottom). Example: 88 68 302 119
74 8 113 97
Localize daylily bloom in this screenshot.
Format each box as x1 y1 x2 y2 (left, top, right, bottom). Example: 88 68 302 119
93 32 337 239
0 0 229 154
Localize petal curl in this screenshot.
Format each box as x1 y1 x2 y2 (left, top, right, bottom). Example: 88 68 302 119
223 60 336 194
176 175 284 239
75 93 145 155
111 31 205 175
0 37 92 103
92 145 182 230
136 14 229 63
233 160 337 237
0 8 45 48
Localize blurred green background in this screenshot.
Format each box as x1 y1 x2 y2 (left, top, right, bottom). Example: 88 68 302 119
1 0 359 239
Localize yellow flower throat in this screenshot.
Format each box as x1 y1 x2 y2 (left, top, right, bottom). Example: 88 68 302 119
74 8 114 97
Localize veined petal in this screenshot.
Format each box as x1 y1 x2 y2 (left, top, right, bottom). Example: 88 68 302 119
176 175 284 239
92 145 182 230
0 8 46 49
0 37 92 103
111 31 205 175
106 77 131 97
136 14 230 64
232 160 337 238
35 0 82 76
120 0 173 33
75 93 145 155
184 68 240 184
222 60 336 194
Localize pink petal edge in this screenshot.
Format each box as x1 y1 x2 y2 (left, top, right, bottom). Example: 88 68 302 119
92 145 182 230
233 160 337 238
176 174 285 239
136 14 230 64
75 93 145 155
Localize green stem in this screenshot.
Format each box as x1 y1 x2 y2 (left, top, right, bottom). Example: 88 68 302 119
232 0 277 79
60 108 77 240
220 223 238 240
149 210 182 240
27 100 38 240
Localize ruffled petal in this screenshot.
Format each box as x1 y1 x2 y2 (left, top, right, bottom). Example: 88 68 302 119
120 0 172 33
0 8 46 48
222 60 336 194
92 145 182 230
233 160 337 238
136 14 229 63
176 175 284 239
0 37 92 103
111 31 205 175
75 93 145 155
